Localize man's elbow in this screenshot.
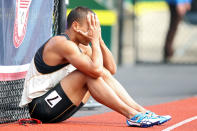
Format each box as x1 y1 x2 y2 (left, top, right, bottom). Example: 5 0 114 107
91 66 103 79
108 65 117 75
110 68 116 75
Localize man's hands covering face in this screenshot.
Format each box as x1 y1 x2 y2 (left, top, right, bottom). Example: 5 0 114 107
77 13 101 43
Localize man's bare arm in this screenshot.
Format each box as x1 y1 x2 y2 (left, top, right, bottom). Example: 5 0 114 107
99 37 117 74
58 39 102 79
84 15 116 74
82 38 116 75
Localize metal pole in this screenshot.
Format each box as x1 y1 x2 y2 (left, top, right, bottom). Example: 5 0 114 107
131 0 139 64
57 0 67 35
118 0 124 66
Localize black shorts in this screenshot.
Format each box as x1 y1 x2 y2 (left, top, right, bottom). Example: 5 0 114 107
28 83 84 123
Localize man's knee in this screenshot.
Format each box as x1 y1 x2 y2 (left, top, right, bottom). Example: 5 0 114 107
101 68 112 79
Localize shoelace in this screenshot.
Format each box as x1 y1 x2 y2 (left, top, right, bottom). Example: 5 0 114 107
138 115 155 125
146 111 158 117
134 114 151 123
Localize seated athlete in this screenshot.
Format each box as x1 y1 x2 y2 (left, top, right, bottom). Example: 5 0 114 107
19 6 171 128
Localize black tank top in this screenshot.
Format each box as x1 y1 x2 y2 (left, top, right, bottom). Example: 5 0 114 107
34 34 76 74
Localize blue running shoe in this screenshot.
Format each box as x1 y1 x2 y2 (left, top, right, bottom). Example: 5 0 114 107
126 113 160 128
146 111 171 125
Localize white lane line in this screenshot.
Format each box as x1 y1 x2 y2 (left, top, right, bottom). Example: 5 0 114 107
162 116 197 131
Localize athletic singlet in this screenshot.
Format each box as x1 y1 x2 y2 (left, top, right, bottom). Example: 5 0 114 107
34 34 71 74
19 34 78 107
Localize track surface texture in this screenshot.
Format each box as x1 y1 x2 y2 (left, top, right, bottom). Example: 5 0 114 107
1 97 197 130
1 65 197 130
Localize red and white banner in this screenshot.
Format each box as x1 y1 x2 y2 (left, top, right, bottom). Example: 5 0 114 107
0 64 29 81
0 0 54 81
13 0 32 48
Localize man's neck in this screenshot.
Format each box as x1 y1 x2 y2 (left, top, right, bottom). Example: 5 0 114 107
65 30 80 45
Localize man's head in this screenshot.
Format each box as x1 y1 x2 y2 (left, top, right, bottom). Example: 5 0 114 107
67 6 95 45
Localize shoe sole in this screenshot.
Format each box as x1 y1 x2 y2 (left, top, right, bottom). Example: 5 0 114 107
126 120 159 128
158 118 171 125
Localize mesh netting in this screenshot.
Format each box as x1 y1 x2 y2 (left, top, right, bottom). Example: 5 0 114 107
0 79 30 124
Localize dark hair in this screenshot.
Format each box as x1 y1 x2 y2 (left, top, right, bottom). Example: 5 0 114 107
67 6 94 29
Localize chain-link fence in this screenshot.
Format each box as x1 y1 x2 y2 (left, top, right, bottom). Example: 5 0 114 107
0 79 30 124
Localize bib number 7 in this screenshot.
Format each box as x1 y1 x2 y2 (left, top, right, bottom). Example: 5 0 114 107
45 91 62 108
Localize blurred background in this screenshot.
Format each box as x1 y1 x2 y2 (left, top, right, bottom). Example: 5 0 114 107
67 0 197 65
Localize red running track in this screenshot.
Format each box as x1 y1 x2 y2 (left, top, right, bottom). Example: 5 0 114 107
1 97 197 131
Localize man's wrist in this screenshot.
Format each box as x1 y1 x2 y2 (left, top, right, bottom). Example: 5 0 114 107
99 38 105 46
91 39 100 44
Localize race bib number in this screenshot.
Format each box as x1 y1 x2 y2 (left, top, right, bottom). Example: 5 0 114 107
45 91 62 108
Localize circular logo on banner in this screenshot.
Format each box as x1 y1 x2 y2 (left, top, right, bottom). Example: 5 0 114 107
13 0 32 48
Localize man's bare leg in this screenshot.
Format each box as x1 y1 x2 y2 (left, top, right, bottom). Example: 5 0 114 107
60 70 139 119
81 91 91 104
102 68 147 113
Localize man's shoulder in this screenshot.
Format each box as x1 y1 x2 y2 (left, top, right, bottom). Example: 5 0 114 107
52 35 69 43
50 36 79 54
51 36 74 47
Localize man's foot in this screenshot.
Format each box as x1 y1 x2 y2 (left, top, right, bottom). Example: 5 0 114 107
126 113 160 128
146 111 171 125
